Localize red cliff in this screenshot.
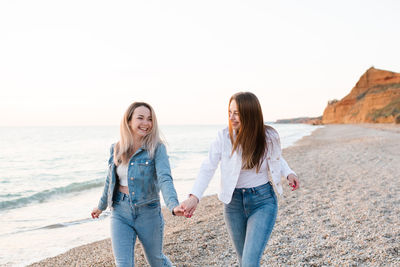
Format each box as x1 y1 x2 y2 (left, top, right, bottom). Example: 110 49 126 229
322 67 400 124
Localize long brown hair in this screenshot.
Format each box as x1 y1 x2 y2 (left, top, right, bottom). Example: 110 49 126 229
114 102 162 165
229 92 268 172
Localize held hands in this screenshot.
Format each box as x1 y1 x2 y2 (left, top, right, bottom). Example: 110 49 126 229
172 205 185 216
172 195 198 218
91 207 102 219
180 194 199 218
287 173 300 191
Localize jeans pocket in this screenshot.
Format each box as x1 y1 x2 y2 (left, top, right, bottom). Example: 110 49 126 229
254 187 276 206
112 197 122 208
254 183 273 195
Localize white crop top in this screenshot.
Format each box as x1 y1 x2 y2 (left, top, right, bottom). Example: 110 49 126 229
235 157 269 188
116 163 129 186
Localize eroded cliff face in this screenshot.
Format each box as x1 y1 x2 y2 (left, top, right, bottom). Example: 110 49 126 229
322 67 400 124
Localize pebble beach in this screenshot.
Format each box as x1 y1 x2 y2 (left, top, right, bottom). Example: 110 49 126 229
29 124 400 266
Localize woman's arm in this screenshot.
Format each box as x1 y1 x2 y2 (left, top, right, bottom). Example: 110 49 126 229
280 156 300 190
92 144 114 219
97 144 115 211
154 143 180 211
269 127 299 190
280 156 296 178
190 129 223 200
182 130 223 217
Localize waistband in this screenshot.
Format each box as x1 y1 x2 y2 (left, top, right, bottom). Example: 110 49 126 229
113 190 130 202
113 190 161 208
234 181 272 193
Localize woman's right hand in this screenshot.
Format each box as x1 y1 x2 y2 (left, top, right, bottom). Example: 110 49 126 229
180 195 199 218
91 207 102 219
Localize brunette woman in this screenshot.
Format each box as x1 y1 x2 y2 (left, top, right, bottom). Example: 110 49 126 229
181 92 299 267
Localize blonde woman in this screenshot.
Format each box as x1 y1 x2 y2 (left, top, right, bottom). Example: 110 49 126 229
91 102 184 267
181 92 299 266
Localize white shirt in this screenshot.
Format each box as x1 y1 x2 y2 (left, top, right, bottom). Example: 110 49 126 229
116 163 128 186
235 157 269 188
190 127 296 204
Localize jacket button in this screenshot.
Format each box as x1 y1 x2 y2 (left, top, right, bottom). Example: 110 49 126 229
130 163 134 166
130 177 134 180
131 192 135 195
277 157 280 160
145 161 148 165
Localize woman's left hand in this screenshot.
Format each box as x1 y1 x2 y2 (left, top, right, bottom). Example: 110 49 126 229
287 174 300 191
172 205 185 216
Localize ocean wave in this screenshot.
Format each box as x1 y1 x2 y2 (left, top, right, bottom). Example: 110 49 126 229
0 193 22 198
0 179 104 210
39 215 108 229
0 211 111 237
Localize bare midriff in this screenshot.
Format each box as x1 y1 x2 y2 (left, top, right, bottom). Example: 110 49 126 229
119 185 129 195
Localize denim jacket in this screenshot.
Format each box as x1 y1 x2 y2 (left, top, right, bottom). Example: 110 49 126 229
97 142 179 211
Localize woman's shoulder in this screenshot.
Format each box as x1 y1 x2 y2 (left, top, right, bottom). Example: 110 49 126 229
156 141 166 149
214 127 229 142
154 141 168 155
265 125 280 141
108 143 117 163
265 125 279 135
109 143 117 154
220 126 229 136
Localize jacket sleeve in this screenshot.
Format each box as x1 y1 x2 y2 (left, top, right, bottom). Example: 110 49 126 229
269 127 296 179
280 156 296 178
190 130 223 200
154 143 180 211
97 144 114 211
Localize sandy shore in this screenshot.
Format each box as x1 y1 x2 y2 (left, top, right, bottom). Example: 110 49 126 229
29 124 400 266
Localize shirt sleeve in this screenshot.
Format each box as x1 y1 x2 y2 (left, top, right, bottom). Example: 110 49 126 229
190 130 223 200
268 127 296 178
280 156 296 178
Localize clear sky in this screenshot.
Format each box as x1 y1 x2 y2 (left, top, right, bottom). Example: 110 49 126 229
1 0 399 126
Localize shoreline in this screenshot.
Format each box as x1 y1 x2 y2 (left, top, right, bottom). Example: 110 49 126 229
29 124 400 266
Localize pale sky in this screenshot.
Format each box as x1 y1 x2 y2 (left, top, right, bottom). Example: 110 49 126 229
1 0 399 126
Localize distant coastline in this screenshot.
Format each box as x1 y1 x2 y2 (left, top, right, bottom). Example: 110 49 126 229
275 116 322 125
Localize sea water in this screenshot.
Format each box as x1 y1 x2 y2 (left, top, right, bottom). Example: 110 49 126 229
0 124 320 266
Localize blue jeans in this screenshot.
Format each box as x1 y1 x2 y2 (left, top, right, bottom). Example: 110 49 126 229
110 191 172 267
224 182 278 267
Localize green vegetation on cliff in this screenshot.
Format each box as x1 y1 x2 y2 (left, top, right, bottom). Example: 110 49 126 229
368 97 400 122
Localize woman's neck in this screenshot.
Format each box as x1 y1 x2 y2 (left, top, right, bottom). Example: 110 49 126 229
133 136 144 151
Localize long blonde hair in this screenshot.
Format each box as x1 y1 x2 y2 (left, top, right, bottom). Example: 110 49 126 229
114 102 162 165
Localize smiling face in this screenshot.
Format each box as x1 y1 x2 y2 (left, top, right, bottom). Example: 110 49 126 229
229 99 241 131
129 105 153 139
